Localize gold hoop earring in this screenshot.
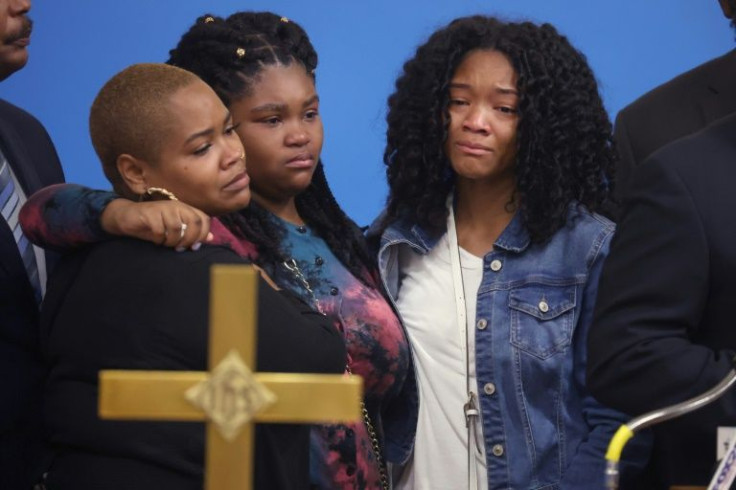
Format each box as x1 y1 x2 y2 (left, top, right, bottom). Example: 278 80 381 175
142 187 179 202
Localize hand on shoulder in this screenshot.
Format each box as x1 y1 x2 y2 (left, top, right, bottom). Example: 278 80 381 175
101 198 213 250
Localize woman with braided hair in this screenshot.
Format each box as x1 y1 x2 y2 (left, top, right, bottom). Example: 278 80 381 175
369 16 648 489
21 11 414 490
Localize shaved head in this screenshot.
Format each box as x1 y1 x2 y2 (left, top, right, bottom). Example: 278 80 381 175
89 63 201 195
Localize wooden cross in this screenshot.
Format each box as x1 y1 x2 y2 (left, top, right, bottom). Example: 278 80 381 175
97 265 362 490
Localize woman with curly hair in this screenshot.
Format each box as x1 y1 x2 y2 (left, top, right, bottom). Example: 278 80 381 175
369 16 645 489
21 12 414 490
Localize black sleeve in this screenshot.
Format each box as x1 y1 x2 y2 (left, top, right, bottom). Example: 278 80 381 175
586 154 733 416
613 110 637 199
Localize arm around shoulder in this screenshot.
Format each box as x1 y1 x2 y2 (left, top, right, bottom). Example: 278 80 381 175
19 183 117 251
20 183 212 251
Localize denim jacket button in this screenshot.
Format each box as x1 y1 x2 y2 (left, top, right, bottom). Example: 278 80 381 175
489 259 503 272
483 383 496 395
476 318 488 330
492 444 504 457
538 300 549 313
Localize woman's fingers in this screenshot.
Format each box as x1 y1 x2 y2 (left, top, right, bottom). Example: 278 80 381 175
102 199 211 250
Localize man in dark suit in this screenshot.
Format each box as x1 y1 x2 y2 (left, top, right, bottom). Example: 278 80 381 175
0 0 65 487
614 0 736 195
587 113 736 488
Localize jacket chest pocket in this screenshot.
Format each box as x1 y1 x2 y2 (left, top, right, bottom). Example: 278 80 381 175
508 284 577 359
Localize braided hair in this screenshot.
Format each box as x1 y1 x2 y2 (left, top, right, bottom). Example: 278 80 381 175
381 16 617 243
168 12 377 286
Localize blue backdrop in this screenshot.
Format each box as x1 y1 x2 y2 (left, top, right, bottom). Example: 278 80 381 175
1 1 732 226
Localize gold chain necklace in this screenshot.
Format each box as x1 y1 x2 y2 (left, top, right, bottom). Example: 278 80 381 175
282 258 389 490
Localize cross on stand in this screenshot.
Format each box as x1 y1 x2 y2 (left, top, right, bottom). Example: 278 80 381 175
97 265 362 490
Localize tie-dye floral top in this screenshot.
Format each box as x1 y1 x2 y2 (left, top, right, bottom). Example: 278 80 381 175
265 218 410 490
19 184 413 490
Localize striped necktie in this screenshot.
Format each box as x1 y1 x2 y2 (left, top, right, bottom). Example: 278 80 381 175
0 157 42 304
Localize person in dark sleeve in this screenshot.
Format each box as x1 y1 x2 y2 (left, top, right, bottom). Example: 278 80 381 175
588 112 736 488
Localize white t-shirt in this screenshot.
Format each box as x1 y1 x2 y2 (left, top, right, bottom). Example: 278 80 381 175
394 232 488 490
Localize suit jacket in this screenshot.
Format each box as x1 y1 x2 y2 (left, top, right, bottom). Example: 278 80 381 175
587 113 736 488
614 48 736 195
0 98 64 488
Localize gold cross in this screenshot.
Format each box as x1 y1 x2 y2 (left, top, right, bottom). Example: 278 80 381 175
97 265 361 490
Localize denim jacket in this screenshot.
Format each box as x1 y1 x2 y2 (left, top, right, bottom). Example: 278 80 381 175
375 203 637 490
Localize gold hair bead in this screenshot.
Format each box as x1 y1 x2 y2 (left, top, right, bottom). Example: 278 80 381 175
204 16 214 23
236 47 246 58
280 17 290 23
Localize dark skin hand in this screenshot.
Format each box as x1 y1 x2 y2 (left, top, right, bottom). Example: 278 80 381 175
100 198 281 289
101 198 213 250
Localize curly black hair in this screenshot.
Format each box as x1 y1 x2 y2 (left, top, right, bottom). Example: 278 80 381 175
728 0 736 31
168 12 377 286
381 16 617 243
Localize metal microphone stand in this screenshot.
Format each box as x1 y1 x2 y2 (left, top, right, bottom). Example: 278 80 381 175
604 367 736 489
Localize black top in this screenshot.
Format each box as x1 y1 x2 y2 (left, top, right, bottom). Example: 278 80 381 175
40 238 346 490
588 113 736 488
